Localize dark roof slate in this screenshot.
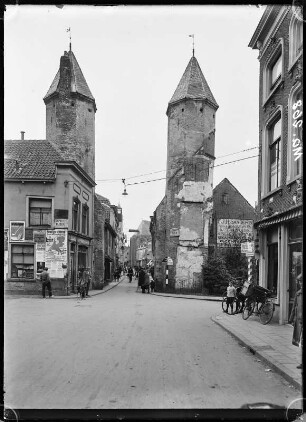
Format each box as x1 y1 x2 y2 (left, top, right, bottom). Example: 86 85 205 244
4 140 64 180
169 56 218 108
44 50 95 102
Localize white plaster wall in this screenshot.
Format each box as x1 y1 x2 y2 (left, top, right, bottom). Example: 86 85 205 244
175 246 203 285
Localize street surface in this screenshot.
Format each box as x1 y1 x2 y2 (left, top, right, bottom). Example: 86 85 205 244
5 277 300 409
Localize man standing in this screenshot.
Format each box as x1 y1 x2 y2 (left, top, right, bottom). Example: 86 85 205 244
41 267 53 298
225 281 236 314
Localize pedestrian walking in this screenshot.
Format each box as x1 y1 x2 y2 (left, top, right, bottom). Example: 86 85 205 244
127 266 133 283
138 267 145 291
224 281 236 314
142 270 150 294
289 274 303 368
40 267 53 298
83 268 91 297
114 269 120 282
150 278 156 293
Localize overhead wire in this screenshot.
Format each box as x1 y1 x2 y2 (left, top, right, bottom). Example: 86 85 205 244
95 146 259 183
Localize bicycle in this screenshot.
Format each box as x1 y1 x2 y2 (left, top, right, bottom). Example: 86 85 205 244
242 285 275 325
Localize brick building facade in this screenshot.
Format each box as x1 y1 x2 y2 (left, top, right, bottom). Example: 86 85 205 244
209 178 256 252
150 55 218 291
249 5 303 324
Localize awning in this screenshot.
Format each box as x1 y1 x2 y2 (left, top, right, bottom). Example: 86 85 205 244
255 206 302 229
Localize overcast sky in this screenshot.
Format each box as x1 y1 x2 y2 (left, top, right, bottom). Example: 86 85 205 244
4 5 265 242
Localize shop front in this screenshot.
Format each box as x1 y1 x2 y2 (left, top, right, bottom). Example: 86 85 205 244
256 207 302 325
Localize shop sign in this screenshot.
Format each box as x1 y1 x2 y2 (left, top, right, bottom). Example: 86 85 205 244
4 229 8 251
241 242 254 255
170 228 180 237
217 219 253 247
55 219 68 228
9 221 25 241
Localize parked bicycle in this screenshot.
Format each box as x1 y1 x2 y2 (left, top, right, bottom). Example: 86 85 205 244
242 283 275 325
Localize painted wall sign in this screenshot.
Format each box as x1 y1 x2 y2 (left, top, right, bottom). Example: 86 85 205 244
45 229 68 278
217 219 253 247
9 221 25 241
55 219 68 228
73 183 81 195
170 228 180 237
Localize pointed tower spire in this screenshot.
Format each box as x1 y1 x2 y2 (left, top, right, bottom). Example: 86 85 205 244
167 55 218 112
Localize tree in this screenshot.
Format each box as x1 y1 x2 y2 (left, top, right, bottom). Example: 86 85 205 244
202 255 235 295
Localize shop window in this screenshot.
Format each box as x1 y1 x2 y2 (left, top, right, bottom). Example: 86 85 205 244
267 228 278 297
29 198 52 227
289 13 303 67
287 85 303 181
82 204 89 235
11 244 34 279
72 198 80 232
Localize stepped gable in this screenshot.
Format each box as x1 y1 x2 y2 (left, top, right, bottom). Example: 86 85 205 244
44 50 95 102
169 56 218 108
4 139 64 180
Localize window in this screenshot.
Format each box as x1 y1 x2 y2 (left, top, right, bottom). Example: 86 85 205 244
222 193 229 205
82 204 89 235
72 198 80 232
263 40 283 101
29 198 52 226
268 117 282 191
289 14 303 66
11 244 34 279
287 86 303 181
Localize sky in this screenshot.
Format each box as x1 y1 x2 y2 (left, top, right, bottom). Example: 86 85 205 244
4 5 265 243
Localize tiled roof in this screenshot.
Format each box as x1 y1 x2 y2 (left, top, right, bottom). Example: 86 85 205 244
4 140 64 180
44 50 95 102
95 193 111 206
169 56 218 108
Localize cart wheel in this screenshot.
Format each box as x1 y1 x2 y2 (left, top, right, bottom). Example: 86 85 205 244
242 298 256 320
259 302 274 325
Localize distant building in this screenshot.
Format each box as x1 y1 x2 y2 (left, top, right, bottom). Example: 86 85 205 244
249 5 303 324
150 54 218 291
129 220 152 267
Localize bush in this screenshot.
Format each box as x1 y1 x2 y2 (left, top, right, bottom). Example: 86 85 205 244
202 255 235 295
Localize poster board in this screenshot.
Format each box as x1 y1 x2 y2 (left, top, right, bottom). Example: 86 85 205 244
45 229 68 278
217 219 253 247
9 221 25 241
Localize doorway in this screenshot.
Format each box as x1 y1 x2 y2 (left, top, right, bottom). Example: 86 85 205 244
288 242 302 318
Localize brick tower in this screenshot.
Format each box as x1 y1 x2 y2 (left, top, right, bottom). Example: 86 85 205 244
163 54 219 289
44 47 96 180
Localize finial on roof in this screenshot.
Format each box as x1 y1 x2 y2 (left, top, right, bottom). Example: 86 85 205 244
66 27 71 51
189 34 195 57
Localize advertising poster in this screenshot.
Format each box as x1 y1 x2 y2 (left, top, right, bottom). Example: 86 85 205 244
34 230 46 263
217 219 253 247
45 229 68 278
9 221 25 241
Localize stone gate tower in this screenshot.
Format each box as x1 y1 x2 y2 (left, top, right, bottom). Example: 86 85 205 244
44 47 96 180
151 54 218 291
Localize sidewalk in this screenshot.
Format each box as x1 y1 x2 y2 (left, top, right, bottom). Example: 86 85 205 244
152 291 302 390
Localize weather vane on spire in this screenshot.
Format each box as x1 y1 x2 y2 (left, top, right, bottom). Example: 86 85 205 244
66 27 72 51
189 34 195 57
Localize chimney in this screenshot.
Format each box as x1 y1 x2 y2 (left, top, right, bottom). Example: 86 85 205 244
21 131 25 141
